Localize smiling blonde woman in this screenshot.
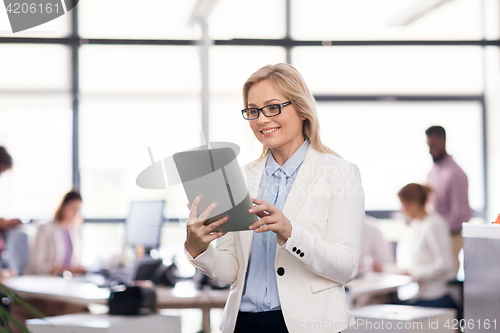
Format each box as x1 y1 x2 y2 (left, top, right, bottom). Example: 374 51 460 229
185 63 365 333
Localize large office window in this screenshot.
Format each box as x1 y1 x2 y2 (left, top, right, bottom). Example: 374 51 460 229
78 0 199 40
0 0 495 223
293 46 483 94
209 46 287 165
291 0 482 41
79 45 201 218
0 44 72 219
316 101 484 212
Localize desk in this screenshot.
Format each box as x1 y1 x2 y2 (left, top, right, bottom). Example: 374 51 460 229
463 224 500 333
26 313 182 333
3 276 229 333
5 273 411 332
344 304 456 333
346 272 413 307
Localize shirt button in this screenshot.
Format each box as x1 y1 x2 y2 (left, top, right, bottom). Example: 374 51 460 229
277 267 285 276
279 169 283 173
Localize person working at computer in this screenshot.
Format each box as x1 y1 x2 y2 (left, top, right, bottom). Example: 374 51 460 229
26 190 85 276
397 183 457 309
185 63 365 333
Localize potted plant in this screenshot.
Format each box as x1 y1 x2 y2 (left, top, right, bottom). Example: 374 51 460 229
0 284 44 333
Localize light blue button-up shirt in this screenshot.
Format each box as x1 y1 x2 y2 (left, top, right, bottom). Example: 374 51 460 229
239 140 310 312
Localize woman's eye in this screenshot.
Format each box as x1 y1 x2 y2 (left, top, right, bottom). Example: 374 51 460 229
269 106 278 111
250 109 258 115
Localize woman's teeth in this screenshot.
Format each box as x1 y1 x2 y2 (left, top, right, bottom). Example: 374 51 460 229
262 128 279 134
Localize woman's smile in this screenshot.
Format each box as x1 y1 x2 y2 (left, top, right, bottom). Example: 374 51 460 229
261 127 281 136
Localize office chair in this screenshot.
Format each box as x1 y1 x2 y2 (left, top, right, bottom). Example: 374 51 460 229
5 229 29 275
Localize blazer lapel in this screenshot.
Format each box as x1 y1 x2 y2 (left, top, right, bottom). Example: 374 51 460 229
281 148 327 223
240 157 267 264
275 148 327 264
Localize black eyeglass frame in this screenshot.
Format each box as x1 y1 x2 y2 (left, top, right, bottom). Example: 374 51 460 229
241 101 292 120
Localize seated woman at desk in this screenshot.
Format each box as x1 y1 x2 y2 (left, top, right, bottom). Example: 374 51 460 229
26 191 85 276
397 183 457 308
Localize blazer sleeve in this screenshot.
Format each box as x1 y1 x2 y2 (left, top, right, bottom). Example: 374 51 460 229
280 162 365 285
184 231 239 285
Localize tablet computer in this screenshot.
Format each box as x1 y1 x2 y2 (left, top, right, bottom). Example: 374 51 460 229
173 147 257 232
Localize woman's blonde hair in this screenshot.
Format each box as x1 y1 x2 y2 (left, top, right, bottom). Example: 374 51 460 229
243 63 340 161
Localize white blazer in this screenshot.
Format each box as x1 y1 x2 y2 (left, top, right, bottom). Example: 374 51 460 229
186 147 365 333
25 221 82 275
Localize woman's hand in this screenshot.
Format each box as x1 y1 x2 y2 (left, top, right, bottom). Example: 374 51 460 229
185 196 228 258
248 198 292 246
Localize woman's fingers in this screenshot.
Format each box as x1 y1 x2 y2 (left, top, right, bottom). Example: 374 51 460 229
198 202 217 222
254 224 273 233
254 210 269 219
251 198 265 204
187 196 201 223
207 216 228 231
249 198 276 215
206 231 227 243
249 215 276 230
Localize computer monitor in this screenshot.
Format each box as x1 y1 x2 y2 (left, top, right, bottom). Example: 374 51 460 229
125 200 165 251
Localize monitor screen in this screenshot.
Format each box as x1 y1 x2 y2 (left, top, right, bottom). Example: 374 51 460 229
125 200 164 250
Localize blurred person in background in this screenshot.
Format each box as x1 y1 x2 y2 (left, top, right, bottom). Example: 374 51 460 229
0 146 21 235
26 190 85 276
0 146 22 275
397 183 458 309
426 126 471 276
359 214 395 274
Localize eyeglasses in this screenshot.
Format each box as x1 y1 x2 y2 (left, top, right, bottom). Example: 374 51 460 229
241 101 292 120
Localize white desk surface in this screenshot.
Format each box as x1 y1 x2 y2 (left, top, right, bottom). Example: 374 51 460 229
26 313 181 333
351 304 455 321
5 273 410 333
3 276 110 306
463 223 500 239
3 276 228 308
4 273 410 309
346 272 413 299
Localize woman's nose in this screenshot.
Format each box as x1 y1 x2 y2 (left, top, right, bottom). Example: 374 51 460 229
257 113 270 125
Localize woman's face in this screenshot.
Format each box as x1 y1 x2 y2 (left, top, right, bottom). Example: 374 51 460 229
400 200 420 219
247 79 305 152
62 199 82 222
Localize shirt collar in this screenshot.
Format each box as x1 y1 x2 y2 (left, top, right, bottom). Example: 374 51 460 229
435 153 452 166
264 140 310 178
